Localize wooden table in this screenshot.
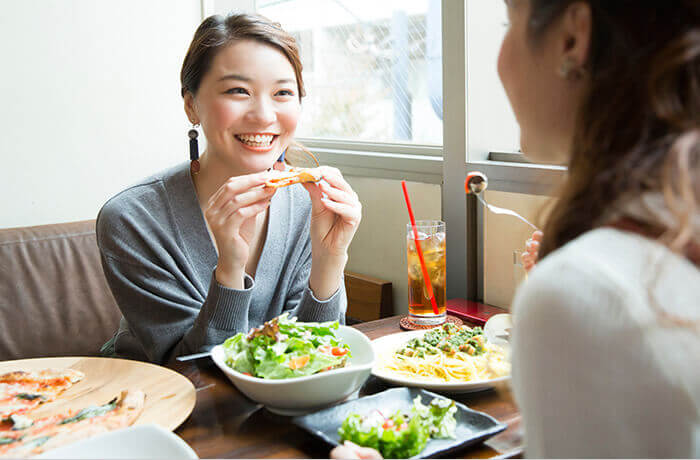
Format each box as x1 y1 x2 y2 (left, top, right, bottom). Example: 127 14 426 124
171 316 523 459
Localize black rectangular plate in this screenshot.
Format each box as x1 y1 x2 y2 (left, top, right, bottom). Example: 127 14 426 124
291 387 507 459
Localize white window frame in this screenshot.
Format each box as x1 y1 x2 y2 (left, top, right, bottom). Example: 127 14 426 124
211 0 566 301
443 0 565 301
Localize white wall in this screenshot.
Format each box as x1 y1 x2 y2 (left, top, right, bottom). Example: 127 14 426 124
0 0 202 228
483 190 553 308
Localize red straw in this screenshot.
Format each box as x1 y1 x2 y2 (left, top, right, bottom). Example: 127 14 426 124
401 180 439 315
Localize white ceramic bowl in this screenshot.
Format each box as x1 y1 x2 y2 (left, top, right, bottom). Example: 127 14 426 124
36 424 198 459
210 325 375 415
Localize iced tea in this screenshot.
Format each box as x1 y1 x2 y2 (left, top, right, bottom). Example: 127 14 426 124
407 220 446 325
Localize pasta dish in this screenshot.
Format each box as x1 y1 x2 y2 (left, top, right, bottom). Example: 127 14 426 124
377 323 510 383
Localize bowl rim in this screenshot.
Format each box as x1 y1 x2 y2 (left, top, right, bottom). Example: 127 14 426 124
211 325 375 385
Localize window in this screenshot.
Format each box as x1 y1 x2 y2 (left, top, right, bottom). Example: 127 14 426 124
258 0 443 146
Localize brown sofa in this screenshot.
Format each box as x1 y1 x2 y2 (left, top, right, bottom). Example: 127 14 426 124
0 220 121 361
0 220 393 361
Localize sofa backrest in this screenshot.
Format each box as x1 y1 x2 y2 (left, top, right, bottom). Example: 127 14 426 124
0 220 121 360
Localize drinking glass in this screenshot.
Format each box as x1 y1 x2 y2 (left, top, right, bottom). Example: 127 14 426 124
513 250 528 289
407 220 446 325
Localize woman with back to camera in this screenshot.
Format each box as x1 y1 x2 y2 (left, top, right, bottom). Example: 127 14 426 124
333 0 699 458
503 0 699 457
97 13 361 365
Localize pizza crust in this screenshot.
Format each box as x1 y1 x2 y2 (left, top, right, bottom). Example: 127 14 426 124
0 368 85 419
0 369 85 384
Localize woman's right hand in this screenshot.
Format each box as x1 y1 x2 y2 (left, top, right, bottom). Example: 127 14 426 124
521 230 543 272
204 172 276 288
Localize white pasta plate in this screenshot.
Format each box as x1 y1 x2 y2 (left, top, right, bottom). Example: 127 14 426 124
371 330 510 394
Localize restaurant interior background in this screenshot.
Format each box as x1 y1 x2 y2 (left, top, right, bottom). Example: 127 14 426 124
1 0 561 313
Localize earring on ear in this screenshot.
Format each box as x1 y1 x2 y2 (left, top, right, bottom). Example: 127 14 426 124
273 148 287 172
559 57 584 80
188 123 200 174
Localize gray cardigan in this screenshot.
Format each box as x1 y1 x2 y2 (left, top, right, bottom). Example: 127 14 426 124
96 161 346 364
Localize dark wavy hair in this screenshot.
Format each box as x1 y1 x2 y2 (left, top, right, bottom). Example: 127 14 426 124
528 1 700 259
180 12 305 101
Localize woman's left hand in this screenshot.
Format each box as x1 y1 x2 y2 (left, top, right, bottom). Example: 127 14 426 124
521 230 543 272
302 166 362 258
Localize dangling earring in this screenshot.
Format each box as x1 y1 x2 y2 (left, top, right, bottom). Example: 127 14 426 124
188 124 200 174
273 149 287 171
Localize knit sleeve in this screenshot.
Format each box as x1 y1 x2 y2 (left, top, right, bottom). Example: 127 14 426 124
97 201 256 364
281 235 347 324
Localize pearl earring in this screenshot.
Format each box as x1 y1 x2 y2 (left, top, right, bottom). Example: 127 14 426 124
559 57 584 80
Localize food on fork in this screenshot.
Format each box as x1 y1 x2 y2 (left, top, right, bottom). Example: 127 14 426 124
0 390 145 458
264 167 322 188
0 369 85 419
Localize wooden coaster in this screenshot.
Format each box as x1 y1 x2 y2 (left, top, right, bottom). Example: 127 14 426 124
399 315 463 331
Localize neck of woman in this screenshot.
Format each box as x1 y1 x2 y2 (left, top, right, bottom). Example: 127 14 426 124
192 150 269 208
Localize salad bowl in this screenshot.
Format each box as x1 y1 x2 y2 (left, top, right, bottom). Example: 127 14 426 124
210 325 375 415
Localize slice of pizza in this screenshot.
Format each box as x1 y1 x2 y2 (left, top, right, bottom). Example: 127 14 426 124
0 390 145 458
265 167 322 188
0 369 84 419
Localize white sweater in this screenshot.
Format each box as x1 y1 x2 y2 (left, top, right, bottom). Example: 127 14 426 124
511 228 700 458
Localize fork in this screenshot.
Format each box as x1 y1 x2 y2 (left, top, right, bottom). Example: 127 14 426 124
475 194 539 230
175 351 212 362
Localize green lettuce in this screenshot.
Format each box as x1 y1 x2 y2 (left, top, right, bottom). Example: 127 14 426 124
338 395 457 458
222 313 350 379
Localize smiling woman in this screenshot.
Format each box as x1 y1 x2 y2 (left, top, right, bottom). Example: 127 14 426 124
95 13 362 365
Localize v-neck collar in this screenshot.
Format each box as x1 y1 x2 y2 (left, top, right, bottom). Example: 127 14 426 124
163 161 288 293
254 184 288 292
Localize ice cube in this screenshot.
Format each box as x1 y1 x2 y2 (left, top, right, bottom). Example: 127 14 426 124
409 231 429 241
408 263 422 280
429 266 445 286
432 231 446 246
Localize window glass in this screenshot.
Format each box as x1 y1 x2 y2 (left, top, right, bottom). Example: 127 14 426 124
258 0 443 145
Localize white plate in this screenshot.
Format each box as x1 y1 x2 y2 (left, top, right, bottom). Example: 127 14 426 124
483 313 512 348
371 330 510 393
36 424 198 459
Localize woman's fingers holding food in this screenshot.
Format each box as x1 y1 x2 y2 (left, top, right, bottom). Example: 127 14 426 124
318 166 356 197
207 171 272 208
225 197 272 230
208 181 274 215
301 181 325 212
321 198 361 225
319 181 358 206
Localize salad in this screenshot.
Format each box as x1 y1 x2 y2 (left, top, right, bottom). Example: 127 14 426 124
222 314 351 379
338 395 457 458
